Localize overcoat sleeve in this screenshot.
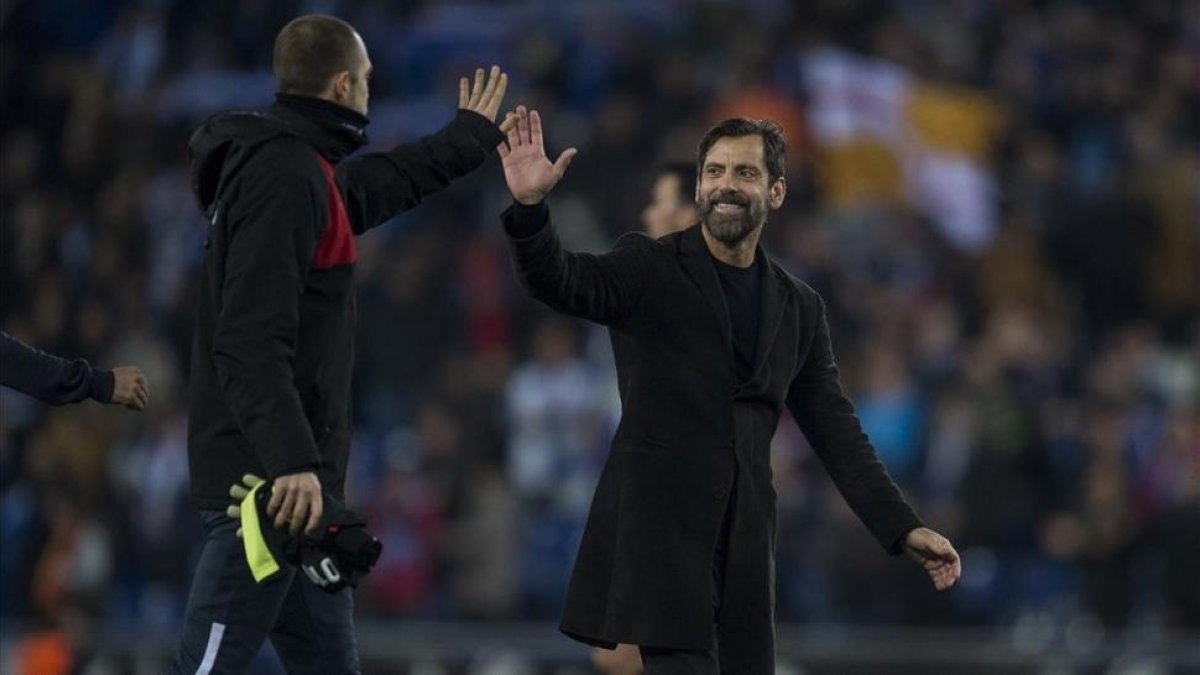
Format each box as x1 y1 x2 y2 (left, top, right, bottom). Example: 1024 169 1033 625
502 201 654 327
786 293 924 553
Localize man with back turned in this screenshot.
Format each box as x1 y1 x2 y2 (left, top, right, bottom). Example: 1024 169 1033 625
498 107 962 672
173 15 511 673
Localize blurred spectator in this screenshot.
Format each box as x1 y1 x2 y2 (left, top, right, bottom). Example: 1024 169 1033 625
505 317 605 615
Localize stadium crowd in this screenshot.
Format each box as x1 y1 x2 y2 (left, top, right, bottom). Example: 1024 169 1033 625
1 0 1196 667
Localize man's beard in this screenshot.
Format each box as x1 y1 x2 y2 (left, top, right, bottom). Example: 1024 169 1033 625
699 189 767 244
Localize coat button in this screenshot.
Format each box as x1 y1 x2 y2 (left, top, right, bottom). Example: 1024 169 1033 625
714 489 726 500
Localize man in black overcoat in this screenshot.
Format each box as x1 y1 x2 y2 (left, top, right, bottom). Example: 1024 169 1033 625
496 107 962 673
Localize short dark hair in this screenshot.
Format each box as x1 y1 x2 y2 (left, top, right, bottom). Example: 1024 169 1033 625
273 15 361 96
696 118 787 184
660 162 697 206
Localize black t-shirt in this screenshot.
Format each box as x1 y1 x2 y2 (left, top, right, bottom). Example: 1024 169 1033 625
712 254 763 383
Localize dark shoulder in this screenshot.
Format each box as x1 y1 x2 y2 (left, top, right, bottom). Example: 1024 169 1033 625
612 230 679 264
613 230 660 250
654 227 691 249
241 136 324 184
224 138 326 217
638 226 700 260
767 258 823 317
222 137 326 226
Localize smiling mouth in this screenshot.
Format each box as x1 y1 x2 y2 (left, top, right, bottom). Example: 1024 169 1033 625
714 203 746 214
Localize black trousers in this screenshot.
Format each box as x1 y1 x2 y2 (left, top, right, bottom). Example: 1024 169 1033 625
639 464 737 674
169 510 360 674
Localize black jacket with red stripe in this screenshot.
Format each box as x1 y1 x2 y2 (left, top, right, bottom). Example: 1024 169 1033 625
186 94 504 509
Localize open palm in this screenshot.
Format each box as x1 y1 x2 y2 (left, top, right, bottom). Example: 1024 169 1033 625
499 106 577 205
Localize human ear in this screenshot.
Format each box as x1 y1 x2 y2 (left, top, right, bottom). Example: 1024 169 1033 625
769 177 787 210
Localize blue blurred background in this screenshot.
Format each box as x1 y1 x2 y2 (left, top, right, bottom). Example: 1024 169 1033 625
0 0 1197 672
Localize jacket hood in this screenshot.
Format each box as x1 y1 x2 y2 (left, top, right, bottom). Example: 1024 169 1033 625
189 111 293 218
188 96 368 219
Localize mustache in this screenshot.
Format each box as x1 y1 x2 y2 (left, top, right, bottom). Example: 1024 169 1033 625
703 190 749 207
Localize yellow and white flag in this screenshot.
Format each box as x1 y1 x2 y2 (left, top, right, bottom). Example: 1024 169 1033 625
802 47 1004 253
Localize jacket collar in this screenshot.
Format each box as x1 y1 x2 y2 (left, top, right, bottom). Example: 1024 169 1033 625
679 224 733 355
269 94 369 163
677 224 791 390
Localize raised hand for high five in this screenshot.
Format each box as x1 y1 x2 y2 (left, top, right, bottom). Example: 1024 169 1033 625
459 65 515 132
498 106 578 205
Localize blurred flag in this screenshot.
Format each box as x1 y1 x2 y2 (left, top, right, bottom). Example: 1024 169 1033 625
801 47 1004 253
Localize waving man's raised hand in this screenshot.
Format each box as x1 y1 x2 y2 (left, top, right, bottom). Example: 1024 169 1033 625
498 106 577 205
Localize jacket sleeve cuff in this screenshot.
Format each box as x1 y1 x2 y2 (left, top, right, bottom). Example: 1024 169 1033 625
263 452 322 479
886 518 925 556
89 368 115 403
454 109 507 147
501 200 550 239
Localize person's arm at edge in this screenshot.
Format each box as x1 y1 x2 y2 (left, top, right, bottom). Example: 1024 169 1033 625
0 331 147 409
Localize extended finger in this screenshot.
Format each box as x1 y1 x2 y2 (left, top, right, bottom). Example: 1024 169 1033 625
230 483 250 500
530 110 545 152
478 66 500 111
459 77 469 108
226 504 240 519
516 106 531 145
485 72 508 118
468 68 485 108
552 147 578 177
498 111 518 134
243 474 265 488
506 111 522 148
497 141 511 159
